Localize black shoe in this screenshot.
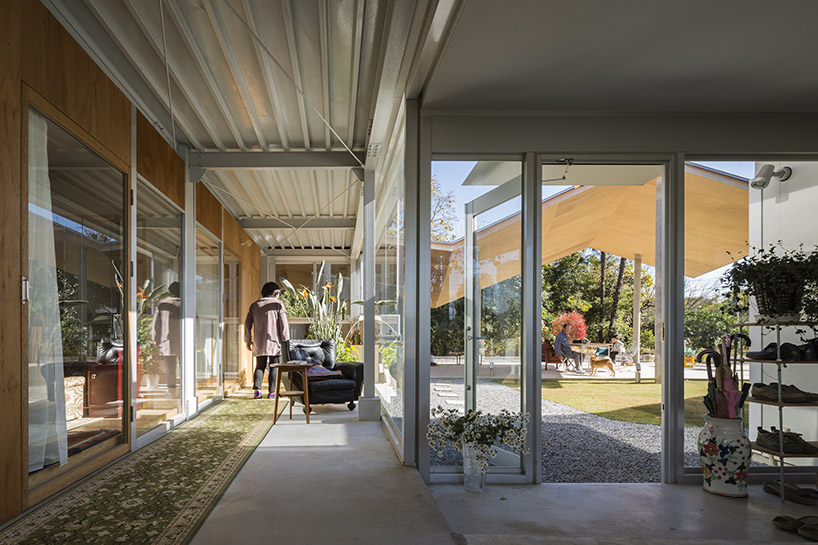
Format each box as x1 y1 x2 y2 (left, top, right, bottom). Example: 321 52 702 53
801 339 818 362
747 342 777 360
747 342 800 361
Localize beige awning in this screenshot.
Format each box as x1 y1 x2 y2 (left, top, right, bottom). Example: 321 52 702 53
431 164 748 308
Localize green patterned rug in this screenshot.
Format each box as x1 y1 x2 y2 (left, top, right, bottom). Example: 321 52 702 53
0 393 285 545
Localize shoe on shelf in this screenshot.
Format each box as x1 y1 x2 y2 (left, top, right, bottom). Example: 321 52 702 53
769 383 818 403
800 339 818 362
253 389 262 399
771 427 818 455
747 342 801 361
747 342 778 360
752 382 808 403
756 426 804 454
267 393 276 399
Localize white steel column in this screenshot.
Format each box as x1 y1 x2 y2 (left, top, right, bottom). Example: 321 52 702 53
180 146 198 419
358 168 380 420
661 155 685 484
417 115 432 480
403 99 419 465
632 253 642 365
128 105 138 448
522 153 542 483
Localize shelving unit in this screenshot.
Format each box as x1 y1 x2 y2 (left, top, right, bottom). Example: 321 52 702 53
735 320 818 503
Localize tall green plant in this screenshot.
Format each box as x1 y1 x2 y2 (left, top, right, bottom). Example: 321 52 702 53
280 261 349 354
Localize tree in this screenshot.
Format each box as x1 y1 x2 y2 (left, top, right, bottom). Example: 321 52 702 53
608 257 626 338
430 175 457 241
552 311 588 340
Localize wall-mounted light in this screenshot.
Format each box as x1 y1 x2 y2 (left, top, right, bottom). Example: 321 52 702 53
750 164 792 190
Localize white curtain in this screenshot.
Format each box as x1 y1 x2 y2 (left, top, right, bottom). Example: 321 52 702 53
28 109 68 472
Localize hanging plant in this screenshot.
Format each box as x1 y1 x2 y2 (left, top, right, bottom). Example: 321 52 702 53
722 243 818 321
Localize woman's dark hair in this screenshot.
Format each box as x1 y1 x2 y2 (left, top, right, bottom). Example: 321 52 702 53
261 282 281 297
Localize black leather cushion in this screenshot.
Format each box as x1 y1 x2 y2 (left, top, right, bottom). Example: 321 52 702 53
287 339 337 369
309 379 355 393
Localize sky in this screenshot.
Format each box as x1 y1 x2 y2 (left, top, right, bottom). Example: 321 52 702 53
431 159 755 295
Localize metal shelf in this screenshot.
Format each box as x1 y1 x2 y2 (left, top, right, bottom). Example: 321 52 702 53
739 358 818 364
747 397 818 408
752 441 818 458
733 321 818 327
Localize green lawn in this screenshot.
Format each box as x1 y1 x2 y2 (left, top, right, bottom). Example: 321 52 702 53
499 379 709 427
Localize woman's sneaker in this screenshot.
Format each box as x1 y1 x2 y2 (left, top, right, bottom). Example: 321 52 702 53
253 390 262 399
267 393 276 399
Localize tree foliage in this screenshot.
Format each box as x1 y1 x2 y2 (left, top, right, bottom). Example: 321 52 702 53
430 175 457 241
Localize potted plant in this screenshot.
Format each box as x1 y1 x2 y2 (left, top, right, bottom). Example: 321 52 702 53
427 406 529 492
722 243 818 321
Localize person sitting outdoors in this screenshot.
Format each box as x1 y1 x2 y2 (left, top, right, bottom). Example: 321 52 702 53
610 336 626 363
555 323 584 374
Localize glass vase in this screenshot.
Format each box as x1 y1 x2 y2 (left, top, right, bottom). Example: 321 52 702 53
462 443 486 492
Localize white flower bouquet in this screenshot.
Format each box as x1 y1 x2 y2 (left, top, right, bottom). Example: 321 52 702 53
427 406 530 472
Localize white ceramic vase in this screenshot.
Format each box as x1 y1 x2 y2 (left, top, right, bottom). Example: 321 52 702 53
462 443 486 492
697 415 751 498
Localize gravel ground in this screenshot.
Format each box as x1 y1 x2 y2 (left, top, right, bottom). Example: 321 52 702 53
430 379 706 482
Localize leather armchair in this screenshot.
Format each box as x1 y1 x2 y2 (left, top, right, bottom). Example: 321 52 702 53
285 339 364 410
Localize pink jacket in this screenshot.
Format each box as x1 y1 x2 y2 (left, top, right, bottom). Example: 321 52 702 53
244 297 290 357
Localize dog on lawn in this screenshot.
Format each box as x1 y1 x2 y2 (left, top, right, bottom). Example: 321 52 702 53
589 356 615 377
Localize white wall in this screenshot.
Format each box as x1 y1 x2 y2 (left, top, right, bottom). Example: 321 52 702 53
748 161 818 455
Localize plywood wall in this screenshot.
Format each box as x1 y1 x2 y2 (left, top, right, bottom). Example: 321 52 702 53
136 112 184 209
20 2 131 167
0 0 23 525
196 184 222 239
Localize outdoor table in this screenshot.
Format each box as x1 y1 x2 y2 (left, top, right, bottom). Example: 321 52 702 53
573 342 614 364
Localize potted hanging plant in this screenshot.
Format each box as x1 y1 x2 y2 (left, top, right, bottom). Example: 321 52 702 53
722 243 818 321
427 406 529 492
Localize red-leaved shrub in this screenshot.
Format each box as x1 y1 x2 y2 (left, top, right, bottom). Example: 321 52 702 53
551 311 587 340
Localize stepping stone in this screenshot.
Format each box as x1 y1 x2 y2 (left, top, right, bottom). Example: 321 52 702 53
436 392 458 397
446 399 464 406
433 386 454 392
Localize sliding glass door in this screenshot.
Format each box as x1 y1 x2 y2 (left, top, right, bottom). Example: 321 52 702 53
26 107 128 490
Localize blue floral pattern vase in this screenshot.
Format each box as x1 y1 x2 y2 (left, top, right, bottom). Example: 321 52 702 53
697 415 751 497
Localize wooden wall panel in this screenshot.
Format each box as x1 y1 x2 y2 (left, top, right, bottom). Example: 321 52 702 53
222 210 242 257
20 2 131 166
196 184 222 238
0 0 23 525
136 112 184 209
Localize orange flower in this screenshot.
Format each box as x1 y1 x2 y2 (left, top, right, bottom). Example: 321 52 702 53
330 296 337 302
324 282 333 291
301 289 309 298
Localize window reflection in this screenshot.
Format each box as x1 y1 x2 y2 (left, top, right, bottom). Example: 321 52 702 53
28 108 126 483
136 180 183 435
196 227 222 401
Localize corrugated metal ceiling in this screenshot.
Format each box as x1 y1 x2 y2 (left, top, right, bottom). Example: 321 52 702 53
49 0 396 253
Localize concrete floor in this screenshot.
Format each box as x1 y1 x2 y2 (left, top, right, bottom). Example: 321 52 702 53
192 404 815 545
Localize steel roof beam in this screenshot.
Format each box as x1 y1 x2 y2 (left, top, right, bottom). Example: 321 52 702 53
241 218 356 229
190 151 361 169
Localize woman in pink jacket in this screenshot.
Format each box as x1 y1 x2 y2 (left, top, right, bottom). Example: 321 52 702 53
244 282 290 399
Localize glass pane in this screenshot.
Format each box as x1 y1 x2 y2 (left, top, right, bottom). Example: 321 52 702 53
223 252 241 394
683 160 818 474
28 108 126 484
135 179 183 436
429 160 523 468
375 135 406 432
196 227 221 402
539 162 662 482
